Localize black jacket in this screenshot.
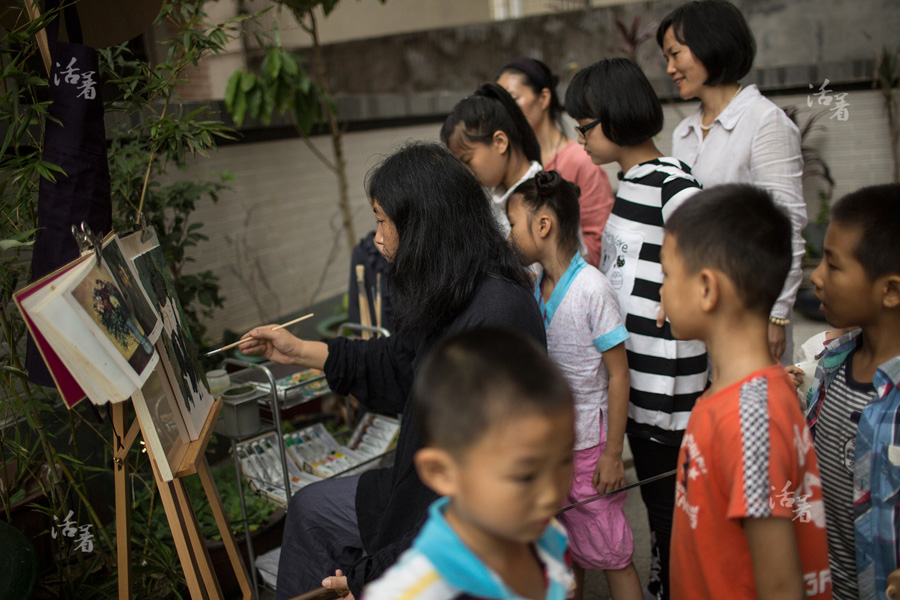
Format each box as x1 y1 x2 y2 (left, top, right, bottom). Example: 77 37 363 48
323 274 545 595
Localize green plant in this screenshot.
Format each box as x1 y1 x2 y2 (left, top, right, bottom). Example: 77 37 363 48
0 1 252 596
782 105 836 224
185 464 276 541
225 0 387 256
871 44 899 183
614 14 656 65
782 105 836 260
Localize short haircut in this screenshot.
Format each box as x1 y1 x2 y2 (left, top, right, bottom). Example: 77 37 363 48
440 82 542 164
656 0 756 86
665 184 790 317
830 183 900 280
565 58 663 147
413 328 573 458
509 170 582 258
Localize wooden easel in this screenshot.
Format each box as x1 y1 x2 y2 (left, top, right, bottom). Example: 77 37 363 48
112 396 256 600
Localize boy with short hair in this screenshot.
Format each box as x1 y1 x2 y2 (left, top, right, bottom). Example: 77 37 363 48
805 183 900 600
363 328 576 600
660 184 832 600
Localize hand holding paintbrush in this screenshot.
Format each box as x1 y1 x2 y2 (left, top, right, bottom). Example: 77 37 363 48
208 313 316 360
234 313 330 370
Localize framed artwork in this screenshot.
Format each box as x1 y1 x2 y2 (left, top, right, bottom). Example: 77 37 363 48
120 230 214 440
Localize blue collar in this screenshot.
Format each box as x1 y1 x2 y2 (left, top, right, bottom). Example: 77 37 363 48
413 497 569 599
535 254 586 328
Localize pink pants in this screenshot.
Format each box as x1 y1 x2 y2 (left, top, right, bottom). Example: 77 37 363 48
557 441 635 570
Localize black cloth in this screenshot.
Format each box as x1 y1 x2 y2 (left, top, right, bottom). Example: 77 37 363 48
347 231 394 333
26 1 112 387
323 274 546 595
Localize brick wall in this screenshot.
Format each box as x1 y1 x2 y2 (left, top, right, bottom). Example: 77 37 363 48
176 88 895 341
175 123 440 340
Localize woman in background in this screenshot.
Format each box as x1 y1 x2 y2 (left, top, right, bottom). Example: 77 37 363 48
497 57 615 266
658 0 807 363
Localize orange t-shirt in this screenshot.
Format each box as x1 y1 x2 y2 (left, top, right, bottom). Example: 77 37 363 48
670 365 833 600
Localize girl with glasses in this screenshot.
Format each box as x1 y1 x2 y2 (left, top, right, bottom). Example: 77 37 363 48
566 57 710 600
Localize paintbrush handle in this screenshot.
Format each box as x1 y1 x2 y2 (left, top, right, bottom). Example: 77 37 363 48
375 273 382 331
355 265 372 339
205 313 314 356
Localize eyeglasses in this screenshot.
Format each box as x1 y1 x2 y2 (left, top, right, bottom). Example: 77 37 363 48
575 118 602 137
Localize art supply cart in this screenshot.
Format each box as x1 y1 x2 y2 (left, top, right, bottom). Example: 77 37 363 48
215 358 399 596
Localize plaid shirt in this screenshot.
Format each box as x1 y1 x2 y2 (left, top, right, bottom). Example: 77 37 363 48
806 329 900 599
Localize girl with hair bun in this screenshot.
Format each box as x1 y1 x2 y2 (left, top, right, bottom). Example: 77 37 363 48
507 170 642 600
497 57 615 266
441 82 542 235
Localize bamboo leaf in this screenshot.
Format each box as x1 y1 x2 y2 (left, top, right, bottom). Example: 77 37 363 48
240 71 257 93
266 48 283 79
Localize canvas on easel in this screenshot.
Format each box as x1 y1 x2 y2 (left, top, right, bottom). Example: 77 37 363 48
14 252 92 407
16 252 158 404
101 233 162 345
119 229 215 440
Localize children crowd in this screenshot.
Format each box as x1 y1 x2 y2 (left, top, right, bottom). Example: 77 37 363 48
239 1 899 599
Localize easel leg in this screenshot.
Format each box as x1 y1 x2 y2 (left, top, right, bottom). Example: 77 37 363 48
113 403 133 600
172 476 223 598
200 455 256 599
156 476 209 600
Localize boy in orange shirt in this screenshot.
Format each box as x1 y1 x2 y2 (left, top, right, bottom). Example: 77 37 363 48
660 184 832 600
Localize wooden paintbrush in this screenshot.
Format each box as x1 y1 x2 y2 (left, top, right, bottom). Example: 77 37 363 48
355 265 372 340
204 313 314 356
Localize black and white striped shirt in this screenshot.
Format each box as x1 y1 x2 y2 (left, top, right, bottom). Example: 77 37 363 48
599 158 708 446
816 350 871 600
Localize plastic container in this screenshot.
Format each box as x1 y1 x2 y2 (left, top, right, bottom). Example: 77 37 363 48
215 384 263 438
207 369 231 396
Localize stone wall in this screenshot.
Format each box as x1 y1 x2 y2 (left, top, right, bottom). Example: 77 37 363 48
280 0 897 98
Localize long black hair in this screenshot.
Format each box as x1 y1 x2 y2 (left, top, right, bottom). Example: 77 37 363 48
511 170 582 258
440 82 541 164
366 142 532 336
496 57 564 126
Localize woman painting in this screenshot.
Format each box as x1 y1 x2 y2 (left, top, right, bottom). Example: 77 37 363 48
240 142 545 600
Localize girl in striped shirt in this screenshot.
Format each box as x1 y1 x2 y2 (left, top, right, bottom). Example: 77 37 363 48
565 58 709 600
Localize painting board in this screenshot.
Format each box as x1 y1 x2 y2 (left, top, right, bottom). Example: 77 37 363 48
119 230 214 440
14 253 91 407
101 234 162 344
67 262 156 384
23 256 157 404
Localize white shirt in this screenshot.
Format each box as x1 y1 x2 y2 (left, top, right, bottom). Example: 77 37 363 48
489 160 542 236
672 84 807 319
538 254 628 449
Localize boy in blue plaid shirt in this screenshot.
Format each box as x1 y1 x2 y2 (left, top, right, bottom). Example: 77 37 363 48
805 183 900 600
